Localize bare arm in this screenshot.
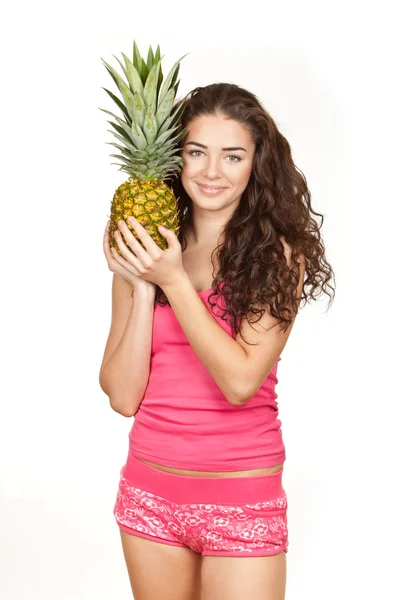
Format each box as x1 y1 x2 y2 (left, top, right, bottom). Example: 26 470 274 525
162 240 305 406
99 274 156 417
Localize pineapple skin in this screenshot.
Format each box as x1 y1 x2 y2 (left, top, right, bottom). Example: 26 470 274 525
109 178 180 254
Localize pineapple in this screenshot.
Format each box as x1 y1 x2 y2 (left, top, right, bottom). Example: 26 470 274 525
101 41 187 252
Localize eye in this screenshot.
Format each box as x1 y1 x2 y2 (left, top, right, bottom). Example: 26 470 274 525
187 150 242 162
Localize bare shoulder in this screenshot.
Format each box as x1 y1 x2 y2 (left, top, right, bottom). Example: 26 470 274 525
99 274 133 376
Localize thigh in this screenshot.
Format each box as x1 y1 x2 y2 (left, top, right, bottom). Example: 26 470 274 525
119 529 203 600
201 552 287 600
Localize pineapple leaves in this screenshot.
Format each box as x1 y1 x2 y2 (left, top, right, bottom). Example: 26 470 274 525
157 63 163 99
101 59 137 121
132 91 146 127
133 41 142 72
131 119 147 150
101 88 130 122
158 101 186 136
130 162 148 173
159 54 188 105
171 98 186 122
158 100 185 135
151 145 183 159
168 129 186 145
121 52 144 97
109 153 135 166
107 143 134 159
140 58 149 84
112 54 129 82
131 42 148 84
148 125 185 151
158 115 175 137
143 106 158 145
106 139 145 159
143 61 161 113
103 41 187 179
146 46 155 70
107 125 132 146
159 160 183 170
171 63 180 87
107 127 134 147
132 40 142 71
153 125 179 147
156 87 176 129
101 109 132 133
105 110 146 151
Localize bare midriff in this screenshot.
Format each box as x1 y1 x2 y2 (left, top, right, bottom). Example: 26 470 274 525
135 457 284 478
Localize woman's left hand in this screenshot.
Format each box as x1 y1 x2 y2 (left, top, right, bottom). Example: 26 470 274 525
112 216 186 289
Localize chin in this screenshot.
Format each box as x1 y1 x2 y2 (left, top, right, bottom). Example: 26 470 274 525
192 195 229 209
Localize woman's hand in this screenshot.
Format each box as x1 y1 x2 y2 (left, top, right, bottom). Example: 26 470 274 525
103 220 156 293
106 217 187 290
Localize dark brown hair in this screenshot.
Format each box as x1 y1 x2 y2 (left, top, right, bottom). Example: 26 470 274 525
157 82 336 340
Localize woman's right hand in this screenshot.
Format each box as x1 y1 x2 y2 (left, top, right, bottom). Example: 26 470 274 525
103 220 156 294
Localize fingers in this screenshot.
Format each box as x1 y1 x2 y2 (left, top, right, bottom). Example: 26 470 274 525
103 220 141 278
111 245 141 277
158 224 180 249
125 217 164 258
115 221 151 265
103 220 113 261
112 228 146 273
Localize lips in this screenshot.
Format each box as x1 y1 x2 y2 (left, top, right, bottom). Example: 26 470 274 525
197 183 226 190
196 182 228 194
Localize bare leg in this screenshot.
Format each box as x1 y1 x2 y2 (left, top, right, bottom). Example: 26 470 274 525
201 552 287 600
119 529 203 600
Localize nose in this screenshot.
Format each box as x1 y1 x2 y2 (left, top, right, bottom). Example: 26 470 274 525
202 155 221 180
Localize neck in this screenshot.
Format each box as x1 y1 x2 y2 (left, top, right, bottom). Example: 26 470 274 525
186 210 228 247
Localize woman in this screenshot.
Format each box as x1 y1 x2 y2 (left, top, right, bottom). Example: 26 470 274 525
100 83 335 600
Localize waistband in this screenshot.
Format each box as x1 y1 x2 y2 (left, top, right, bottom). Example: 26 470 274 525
121 447 285 505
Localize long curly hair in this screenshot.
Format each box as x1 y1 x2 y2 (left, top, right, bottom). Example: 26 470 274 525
156 82 336 341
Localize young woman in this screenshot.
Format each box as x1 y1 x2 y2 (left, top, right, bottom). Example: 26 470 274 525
100 83 335 600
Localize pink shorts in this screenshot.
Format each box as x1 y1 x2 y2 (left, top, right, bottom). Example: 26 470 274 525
113 448 289 557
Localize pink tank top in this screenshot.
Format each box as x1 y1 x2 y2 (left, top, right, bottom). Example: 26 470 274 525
128 287 286 471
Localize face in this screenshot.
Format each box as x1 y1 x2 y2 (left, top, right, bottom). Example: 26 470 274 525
181 113 256 215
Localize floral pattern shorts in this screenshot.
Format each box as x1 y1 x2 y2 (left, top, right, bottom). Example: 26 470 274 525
113 455 289 557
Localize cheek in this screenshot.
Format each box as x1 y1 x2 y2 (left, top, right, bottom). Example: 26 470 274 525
181 160 198 180
180 163 195 196
231 163 253 189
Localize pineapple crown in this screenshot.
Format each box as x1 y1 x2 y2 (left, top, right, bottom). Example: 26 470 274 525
100 41 188 180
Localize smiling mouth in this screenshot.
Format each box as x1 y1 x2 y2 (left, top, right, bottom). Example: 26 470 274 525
196 182 225 190
196 182 227 192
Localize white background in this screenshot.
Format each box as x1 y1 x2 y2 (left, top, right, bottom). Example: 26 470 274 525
1 0 398 598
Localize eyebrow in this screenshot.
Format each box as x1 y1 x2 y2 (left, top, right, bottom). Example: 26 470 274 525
184 141 247 152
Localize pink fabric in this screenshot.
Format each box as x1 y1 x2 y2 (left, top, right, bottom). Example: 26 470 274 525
113 454 289 557
128 287 286 471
